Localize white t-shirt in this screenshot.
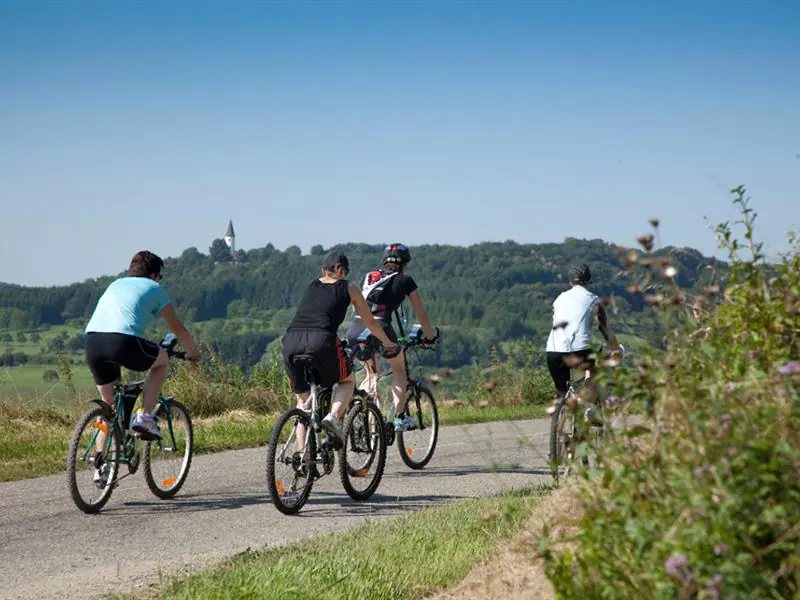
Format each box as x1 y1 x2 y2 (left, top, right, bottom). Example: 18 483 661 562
545 285 599 353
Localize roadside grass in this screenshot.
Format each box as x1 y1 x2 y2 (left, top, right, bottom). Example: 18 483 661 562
114 486 549 600
0 403 546 482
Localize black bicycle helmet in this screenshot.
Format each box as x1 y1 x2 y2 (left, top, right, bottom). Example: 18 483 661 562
382 243 411 266
568 263 592 284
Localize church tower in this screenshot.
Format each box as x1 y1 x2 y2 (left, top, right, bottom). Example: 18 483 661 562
224 220 236 255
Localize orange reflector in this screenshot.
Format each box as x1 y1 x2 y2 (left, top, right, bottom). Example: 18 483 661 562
95 421 108 433
406 448 413 454
356 468 368 477
276 480 285 496
161 477 176 486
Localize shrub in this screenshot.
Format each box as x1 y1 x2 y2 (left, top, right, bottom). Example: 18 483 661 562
538 187 800 598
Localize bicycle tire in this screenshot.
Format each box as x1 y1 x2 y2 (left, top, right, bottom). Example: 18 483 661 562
143 399 194 499
339 400 387 501
266 407 316 515
66 405 121 514
397 385 439 470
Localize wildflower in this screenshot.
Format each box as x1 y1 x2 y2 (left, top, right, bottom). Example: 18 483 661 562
714 544 728 556
719 413 732 435
637 234 655 252
777 361 800 376
664 266 677 278
649 218 660 228
665 553 688 577
709 573 724 599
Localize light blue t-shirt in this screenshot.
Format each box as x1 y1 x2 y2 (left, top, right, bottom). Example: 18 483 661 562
84 277 171 338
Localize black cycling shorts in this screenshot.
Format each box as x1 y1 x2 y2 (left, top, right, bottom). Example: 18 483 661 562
84 332 161 386
546 348 595 396
282 330 352 393
345 318 397 354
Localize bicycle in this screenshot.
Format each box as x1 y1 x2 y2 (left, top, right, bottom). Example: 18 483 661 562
348 322 440 470
548 344 625 481
66 333 194 514
266 350 389 515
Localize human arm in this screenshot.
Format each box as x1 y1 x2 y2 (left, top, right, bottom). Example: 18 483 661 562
160 304 201 361
596 303 621 352
407 289 436 341
347 283 398 350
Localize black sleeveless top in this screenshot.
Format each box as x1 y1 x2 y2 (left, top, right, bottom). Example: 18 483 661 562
287 279 351 335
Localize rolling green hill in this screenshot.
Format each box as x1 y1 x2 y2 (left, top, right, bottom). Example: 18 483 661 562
0 237 726 382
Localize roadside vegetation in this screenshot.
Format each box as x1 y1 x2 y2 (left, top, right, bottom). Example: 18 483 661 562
536 188 800 598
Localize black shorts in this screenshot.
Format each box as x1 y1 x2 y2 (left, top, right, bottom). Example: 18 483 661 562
345 318 397 358
84 332 161 386
282 330 351 393
546 349 595 396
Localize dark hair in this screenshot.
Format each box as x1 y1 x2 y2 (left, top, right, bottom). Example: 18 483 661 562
569 263 592 285
322 251 349 275
382 261 403 274
128 250 164 278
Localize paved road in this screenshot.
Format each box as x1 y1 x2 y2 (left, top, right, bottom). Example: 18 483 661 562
0 418 554 600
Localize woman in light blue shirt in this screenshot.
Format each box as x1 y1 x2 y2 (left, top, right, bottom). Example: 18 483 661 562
84 250 200 441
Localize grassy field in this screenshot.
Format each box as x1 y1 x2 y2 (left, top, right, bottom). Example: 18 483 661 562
0 402 546 482
111 486 548 600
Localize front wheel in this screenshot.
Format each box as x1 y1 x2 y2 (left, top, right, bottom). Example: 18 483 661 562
267 408 316 515
143 398 194 499
397 385 439 470
339 399 387 501
66 405 121 514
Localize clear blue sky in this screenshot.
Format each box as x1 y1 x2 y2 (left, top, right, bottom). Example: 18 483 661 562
1 0 798 286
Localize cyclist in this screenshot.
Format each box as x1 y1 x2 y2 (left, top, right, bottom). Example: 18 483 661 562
282 250 400 447
84 251 200 444
345 243 438 432
545 263 621 423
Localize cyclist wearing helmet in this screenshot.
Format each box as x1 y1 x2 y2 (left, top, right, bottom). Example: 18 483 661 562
345 243 437 432
545 263 621 420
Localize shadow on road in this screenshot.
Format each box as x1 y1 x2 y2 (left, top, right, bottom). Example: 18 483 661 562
392 463 554 478
105 488 466 517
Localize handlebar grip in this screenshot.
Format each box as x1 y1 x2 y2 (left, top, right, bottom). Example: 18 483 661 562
170 350 187 360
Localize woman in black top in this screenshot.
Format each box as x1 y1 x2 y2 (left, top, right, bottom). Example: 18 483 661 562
345 243 437 432
283 251 398 445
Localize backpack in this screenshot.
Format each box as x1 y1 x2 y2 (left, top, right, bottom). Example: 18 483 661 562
360 269 398 313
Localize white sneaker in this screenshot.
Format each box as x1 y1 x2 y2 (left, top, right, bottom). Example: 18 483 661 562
321 413 344 446
394 414 417 432
93 463 109 487
584 405 603 426
131 413 161 440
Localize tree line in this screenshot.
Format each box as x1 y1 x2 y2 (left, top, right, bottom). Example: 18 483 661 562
0 237 727 370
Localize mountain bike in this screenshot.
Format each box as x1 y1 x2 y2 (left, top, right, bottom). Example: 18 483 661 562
266 350 389 515
66 333 194 514
347 322 440 470
548 344 625 481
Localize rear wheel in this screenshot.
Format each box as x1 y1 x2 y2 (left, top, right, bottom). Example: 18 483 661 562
66 406 121 514
143 399 194 499
339 399 387 500
267 408 316 515
397 385 438 470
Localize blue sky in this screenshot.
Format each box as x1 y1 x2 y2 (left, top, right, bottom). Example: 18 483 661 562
1 0 798 286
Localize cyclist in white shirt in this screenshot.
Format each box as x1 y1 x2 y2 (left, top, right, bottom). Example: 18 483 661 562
545 264 621 421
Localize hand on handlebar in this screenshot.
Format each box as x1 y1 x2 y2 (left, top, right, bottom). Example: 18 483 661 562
381 343 402 359
420 327 440 348
185 347 201 363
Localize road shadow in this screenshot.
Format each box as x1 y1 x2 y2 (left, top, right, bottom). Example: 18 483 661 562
391 463 553 478
286 491 461 518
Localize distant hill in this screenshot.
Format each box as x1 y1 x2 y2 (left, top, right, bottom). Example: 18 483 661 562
0 238 726 370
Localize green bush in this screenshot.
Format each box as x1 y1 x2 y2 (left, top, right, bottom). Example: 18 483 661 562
538 187 800 599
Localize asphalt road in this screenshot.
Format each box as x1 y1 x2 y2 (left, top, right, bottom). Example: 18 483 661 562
0 418 554 600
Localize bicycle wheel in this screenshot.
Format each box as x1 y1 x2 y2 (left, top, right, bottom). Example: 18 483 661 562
397 385 439 470
339 399 387 501
143 399 194 499
66 405 121 514
549 394 579 480
267 408 316 515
